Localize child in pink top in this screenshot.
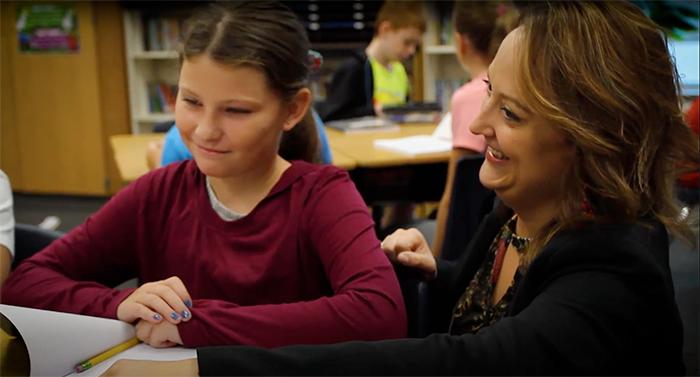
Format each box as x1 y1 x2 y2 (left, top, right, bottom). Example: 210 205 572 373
434 2 519 256
450 71 489 153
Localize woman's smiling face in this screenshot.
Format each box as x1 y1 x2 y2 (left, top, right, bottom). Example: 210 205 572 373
469 27 576 213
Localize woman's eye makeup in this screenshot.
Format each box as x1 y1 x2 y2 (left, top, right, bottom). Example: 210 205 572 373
501 106 522 122
483 79 523 123
483 79 492 95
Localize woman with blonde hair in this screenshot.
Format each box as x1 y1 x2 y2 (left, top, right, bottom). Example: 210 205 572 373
105 2 697 374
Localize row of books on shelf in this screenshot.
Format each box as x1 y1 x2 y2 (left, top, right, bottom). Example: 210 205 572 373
139 15 376 51
427 3 456 46
436 14 454 46
435 79 465 114
142 16 188 51
147 82 177 114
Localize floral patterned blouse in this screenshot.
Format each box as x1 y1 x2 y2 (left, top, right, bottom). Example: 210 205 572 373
450 216 530 335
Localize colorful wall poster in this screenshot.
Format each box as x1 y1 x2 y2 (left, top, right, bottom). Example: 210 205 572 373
16 3 79 53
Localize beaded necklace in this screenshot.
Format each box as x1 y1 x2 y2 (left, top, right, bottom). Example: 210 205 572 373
490 215 531 285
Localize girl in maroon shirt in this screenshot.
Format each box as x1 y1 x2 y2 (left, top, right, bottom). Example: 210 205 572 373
2 2 406 348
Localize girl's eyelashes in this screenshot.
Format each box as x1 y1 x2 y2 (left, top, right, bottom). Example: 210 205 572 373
183 97 200 106
181 98 251 115
225 107 252 115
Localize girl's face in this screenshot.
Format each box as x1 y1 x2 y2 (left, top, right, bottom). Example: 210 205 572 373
469 28 576 214
175 55 304 178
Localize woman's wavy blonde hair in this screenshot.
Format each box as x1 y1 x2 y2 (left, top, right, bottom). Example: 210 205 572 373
513 1 698 262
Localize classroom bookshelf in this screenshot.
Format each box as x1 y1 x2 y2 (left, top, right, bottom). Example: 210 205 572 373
122 2 380 134
421 3 468 113
123 10 182 134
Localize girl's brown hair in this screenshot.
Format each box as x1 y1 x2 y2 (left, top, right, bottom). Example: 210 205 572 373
181 1 319 163
452 1 519 61
513 1 698 262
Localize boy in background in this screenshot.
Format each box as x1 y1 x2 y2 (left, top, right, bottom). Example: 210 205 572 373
319 1 425 121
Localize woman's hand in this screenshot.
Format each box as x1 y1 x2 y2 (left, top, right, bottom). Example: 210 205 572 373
117 276 193 325
135 319 183 348
381 228 437 279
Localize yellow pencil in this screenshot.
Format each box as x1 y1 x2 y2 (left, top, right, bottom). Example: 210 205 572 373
74 337 140 373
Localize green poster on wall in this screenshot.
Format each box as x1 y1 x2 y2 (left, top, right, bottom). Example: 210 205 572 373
16 3 79 53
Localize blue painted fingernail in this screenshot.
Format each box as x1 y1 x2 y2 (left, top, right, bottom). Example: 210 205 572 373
153 313 162 321
184 299 192 308
181 310 190 319
170 312 180 320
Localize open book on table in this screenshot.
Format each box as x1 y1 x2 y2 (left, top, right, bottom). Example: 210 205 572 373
0 304 195 377
372 112 453 155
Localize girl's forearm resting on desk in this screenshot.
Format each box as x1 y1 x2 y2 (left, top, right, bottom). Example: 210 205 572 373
176 272 404 348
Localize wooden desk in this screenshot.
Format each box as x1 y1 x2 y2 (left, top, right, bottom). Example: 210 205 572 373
327 123 450 204
326 123 450 168
110 133 357 183
328 149 357 170
110 134 163 183
110 124 448 189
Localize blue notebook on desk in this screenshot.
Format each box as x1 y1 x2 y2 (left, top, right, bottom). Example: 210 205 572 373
382 102 442 124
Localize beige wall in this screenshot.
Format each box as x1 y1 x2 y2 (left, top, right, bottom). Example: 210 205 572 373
0 2 129 195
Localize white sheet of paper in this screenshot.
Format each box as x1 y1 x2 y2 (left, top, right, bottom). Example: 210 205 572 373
432 112 452 141
67 343 196 377
0 304 135 377
373 135 452 155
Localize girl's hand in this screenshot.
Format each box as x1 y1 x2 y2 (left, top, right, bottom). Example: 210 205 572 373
135 319 183 348
117 276 193 325
381 228 437 280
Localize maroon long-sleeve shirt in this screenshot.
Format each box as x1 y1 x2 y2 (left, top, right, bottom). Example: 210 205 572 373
2 160 406 347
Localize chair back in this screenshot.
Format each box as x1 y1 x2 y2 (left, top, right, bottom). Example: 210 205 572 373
394 265 431 338
392 155 494 337
13 223 63 270
441 155 495 261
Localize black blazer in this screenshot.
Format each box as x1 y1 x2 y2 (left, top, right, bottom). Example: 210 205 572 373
318 50 374 122
197 209 685 375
